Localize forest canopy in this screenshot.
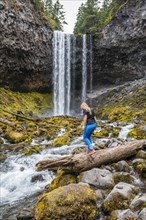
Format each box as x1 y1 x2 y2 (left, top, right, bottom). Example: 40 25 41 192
74 0 127 35
33 0 67 31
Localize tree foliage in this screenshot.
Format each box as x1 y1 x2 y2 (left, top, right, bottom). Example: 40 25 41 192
74 0 127 35
33 0 67 31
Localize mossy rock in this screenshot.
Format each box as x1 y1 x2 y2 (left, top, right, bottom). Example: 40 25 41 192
22 146 41 156
48 173 77 192
35 183 97 220
52 134 70 147
110 209 137 220
128 125 146 139
102 182 138 213
132 159 146 178
6 130 27 143
113 172 134 185
94 129 109 138
96 106 146 124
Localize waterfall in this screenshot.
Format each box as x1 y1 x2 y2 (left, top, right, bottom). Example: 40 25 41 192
53 31 71 115
89 35 93 94
82 34 87 103
65 34 71 115
53 32 89 115
72 35 76 97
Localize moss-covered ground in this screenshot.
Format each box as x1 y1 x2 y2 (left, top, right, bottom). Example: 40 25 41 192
95 83 146 139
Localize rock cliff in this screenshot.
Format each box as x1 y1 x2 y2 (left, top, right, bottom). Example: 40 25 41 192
92 0 146 87
0 0 52 92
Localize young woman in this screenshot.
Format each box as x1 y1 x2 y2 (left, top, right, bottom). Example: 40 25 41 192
81 102 97 155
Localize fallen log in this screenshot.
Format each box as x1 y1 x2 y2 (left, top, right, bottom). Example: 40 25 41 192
2 109 36 121
36 140 146 174
0 118 16 128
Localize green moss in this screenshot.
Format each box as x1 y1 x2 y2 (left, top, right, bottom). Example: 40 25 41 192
93 125 120 138
128 125 146 139
52 134 70 147
113 173 133 185
22 146 41 156
95 84 146 124
94 129 109 138
133 160 146 178
102 187 138 213
48 173 77 192
5 130 27 143
35 184 97 220
0 88 52 120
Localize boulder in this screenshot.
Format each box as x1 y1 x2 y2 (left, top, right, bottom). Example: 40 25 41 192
102 182 139 213
35 183 97 220
130 193 146 211
80 168 114 189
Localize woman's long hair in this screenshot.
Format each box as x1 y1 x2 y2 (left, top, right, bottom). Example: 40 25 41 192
81 103 92 115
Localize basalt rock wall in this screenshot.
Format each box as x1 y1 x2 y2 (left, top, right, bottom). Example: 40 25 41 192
0 0 53 92
92 0 146 87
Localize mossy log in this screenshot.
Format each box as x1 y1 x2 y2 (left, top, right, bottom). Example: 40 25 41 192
0 118 16 128
36 140 146 174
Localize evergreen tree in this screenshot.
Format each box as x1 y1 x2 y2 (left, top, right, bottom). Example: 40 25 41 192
74 0 127 35
33 0 66 31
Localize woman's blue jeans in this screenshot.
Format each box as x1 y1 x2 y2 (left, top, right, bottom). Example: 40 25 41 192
83 123 96 151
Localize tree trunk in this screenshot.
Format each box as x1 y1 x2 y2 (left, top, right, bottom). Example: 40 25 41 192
36 140 146 174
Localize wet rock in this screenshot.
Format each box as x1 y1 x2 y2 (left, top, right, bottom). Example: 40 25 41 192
130 193 146 211
35 183 97 220
110 209 137 220
138 208 146 220
0 153 7 162
31 174 44 183
114 160 130 172
17 208 34 220
80 168 114 189
109 142 119 148
102 182 139 213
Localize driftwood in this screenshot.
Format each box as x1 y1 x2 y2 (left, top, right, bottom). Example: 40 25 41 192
36 140 146 174
0 118 16 128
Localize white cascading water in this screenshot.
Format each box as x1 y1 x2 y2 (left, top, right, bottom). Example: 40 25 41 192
65 34 71 115
89 35 93 94
53 31 71 115
82 34 87 103
118 124 134 139
0 137 84 206
72 35 76 97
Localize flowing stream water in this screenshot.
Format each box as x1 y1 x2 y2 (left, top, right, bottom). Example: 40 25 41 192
0 123 136 219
